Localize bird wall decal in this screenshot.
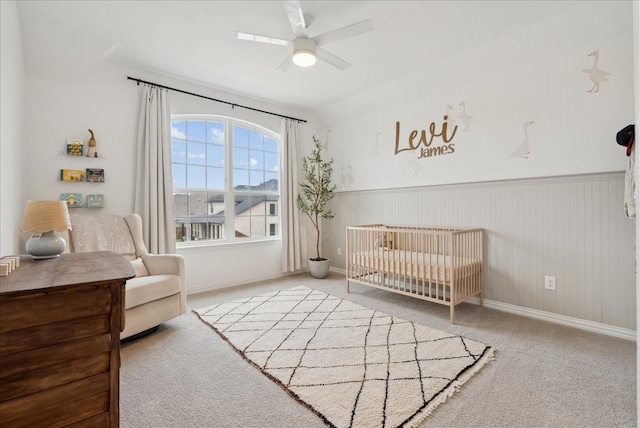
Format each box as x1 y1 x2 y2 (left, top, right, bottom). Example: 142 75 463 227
370 132 380 157
511 120 535 159
583 50 610 93
341 165 353 188
458 101 474 132
446 104 456 123
409 148 421 177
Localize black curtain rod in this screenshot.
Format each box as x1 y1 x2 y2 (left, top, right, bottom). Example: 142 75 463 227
127 76 306 123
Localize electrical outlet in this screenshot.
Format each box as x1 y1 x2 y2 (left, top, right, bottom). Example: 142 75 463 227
337 247 342 256
544 276 556 290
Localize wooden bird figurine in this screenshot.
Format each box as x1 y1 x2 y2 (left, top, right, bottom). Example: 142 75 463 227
87 129 98 158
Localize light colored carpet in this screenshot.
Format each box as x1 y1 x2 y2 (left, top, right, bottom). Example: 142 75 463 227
120 272 636 427
193 286 494 427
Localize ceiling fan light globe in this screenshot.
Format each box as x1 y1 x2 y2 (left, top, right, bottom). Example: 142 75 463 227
293 50 316 67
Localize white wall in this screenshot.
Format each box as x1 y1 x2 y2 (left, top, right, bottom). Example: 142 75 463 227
317 2 634 191
4 1 636 333
24 68 139 216
313 1 637 332
20 63 318 291
0 0 26 257
327 172 636 330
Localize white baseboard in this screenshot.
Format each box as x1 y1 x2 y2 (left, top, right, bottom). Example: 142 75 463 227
468 296 636 341
331 267 636 341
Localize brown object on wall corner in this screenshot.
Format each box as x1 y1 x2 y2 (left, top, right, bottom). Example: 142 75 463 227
616 124 635 157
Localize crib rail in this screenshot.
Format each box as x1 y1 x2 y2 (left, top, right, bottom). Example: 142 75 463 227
346 224 483 323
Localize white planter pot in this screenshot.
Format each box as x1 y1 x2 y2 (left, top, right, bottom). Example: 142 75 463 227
309 258 330 279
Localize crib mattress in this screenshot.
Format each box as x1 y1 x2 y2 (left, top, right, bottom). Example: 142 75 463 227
350 249 481 283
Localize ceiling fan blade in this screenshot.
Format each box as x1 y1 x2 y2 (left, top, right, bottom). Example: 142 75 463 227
235 31 291 46
282 0 307 37
316 48 351 70
314 20 374 46
276 54 294 72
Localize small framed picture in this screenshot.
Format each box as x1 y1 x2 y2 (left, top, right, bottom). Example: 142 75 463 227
61 193 83 208
66 139 84 156
86 194 105 208
60 169 84 182
86 168 104 183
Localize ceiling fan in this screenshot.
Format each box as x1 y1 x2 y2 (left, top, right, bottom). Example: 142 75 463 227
236 0 374 71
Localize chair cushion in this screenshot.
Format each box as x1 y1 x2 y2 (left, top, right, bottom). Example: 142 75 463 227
125 275 181 310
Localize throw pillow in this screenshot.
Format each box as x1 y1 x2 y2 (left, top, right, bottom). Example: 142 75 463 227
131 258 149 277
375 231 392 250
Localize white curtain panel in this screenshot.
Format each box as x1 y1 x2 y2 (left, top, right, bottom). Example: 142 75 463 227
134 86 176 254
281 118 307 272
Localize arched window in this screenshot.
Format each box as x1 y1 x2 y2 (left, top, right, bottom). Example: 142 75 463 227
171 115 280 244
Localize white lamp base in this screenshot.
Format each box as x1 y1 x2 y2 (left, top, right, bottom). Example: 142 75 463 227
26 231 67 259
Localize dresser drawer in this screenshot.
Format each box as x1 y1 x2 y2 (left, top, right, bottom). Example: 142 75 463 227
0 338 110 401
0 314 110 354
0 373 111 428
0 283 111 333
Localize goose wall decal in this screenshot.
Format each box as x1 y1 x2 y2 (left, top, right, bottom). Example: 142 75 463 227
458 101 473 132
409 149 420 177
583 50 610 93
511 120 535 159
446 104 456 123
370 132 380 157
341 166 353 187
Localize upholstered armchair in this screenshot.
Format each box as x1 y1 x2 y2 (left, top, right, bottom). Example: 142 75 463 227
67 213 186 340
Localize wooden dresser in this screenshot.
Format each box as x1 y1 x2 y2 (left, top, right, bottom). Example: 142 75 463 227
0 252 135 428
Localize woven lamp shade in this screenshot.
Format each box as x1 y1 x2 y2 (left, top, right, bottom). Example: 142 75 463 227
21 200 72 233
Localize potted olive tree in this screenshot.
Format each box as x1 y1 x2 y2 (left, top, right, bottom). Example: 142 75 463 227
297 135 336 279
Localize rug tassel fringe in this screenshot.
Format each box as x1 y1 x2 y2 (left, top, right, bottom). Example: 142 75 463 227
407 347 496 428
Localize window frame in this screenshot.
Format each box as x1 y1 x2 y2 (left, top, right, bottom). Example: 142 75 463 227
171 114 281 247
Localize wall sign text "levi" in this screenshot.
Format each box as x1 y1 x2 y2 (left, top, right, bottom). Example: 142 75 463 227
394 116 458 159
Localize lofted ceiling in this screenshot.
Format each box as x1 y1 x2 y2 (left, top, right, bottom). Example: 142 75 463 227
16 1 582 110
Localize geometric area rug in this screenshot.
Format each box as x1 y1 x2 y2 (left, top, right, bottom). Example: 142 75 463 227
193 286 495 428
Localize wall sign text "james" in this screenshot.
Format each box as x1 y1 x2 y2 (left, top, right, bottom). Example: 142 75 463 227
394 117 458 159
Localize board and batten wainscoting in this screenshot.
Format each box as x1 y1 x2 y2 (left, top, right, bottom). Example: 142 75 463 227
326 171 636 339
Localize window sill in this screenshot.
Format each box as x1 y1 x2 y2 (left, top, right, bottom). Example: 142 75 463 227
177 237 282 252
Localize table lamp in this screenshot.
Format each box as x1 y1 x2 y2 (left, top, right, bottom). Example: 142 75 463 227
21 200 72 259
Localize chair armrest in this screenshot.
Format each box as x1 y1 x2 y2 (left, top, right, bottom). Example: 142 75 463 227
141 253 184 277
141 253 187 313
